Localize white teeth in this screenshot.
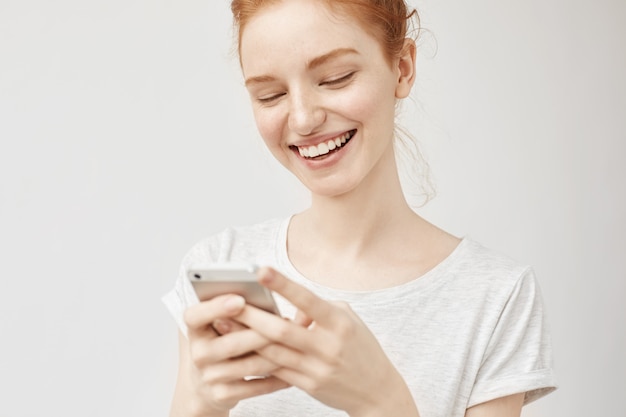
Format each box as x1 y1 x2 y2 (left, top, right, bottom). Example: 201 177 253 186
299 147 310 157
298 131 353 158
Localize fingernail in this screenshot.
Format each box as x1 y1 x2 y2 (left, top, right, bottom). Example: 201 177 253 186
213 319 231 334
258 267 274 284
223 295 245 311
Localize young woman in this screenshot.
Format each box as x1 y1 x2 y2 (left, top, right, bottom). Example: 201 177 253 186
163 0 556 416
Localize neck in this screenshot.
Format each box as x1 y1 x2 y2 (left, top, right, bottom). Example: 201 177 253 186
295 148 420 254
287 146 460 290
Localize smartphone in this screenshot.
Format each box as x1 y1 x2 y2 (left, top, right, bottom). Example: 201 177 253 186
187 263 279 314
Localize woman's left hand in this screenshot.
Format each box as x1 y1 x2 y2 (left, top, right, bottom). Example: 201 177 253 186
233 267 420 417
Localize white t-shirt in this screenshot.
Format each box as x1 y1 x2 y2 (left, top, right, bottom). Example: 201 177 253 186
163 217 556 416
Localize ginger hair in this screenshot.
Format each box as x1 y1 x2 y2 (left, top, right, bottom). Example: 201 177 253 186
230 0 420 64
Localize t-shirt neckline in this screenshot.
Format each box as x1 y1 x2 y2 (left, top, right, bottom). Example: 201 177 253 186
273 216 469 303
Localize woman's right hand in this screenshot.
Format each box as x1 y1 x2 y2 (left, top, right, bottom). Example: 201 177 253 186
171 294 290 417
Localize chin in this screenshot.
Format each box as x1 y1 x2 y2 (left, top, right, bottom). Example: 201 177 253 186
302 180 359 199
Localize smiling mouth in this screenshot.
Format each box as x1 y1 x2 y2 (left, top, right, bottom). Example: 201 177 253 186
291 130 356 160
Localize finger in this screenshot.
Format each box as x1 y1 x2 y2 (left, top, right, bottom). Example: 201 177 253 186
213 318 248 335
202 352 283 382
257 267 335 325
235 304 319 354
271 367 316 394
203 376 290 411
256 341 323 377
253 341 329 395
191 328 273 366
184 294 246 335
293 309 314 328
210 376 290 406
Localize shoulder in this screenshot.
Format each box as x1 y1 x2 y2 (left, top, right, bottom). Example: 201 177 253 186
444 238 537 301
181 217 287 267
454 238 530 280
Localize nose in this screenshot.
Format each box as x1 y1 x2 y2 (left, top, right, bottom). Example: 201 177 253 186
287 89 326 136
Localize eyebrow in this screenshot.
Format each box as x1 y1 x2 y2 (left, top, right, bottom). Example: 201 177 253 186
244 47 359 87
244 74 277 87
307 47 358 70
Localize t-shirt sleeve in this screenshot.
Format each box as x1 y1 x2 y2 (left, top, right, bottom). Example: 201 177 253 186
161 222 281 338
162 264 200 338
467 268 557 408
161 238 220 338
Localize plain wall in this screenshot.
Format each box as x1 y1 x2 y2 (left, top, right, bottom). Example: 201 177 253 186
1 0 624 415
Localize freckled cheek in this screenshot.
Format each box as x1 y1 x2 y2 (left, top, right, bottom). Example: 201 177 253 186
337 87 391 123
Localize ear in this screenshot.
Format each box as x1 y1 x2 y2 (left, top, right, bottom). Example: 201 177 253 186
395 39 417 99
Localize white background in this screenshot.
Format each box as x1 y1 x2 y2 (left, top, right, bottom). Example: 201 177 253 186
1 0 624 415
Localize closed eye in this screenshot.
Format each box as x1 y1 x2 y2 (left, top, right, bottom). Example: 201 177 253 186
320 71 356 87
257 92 286 104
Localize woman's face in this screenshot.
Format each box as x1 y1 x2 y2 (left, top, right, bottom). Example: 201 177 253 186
240 0 414 197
